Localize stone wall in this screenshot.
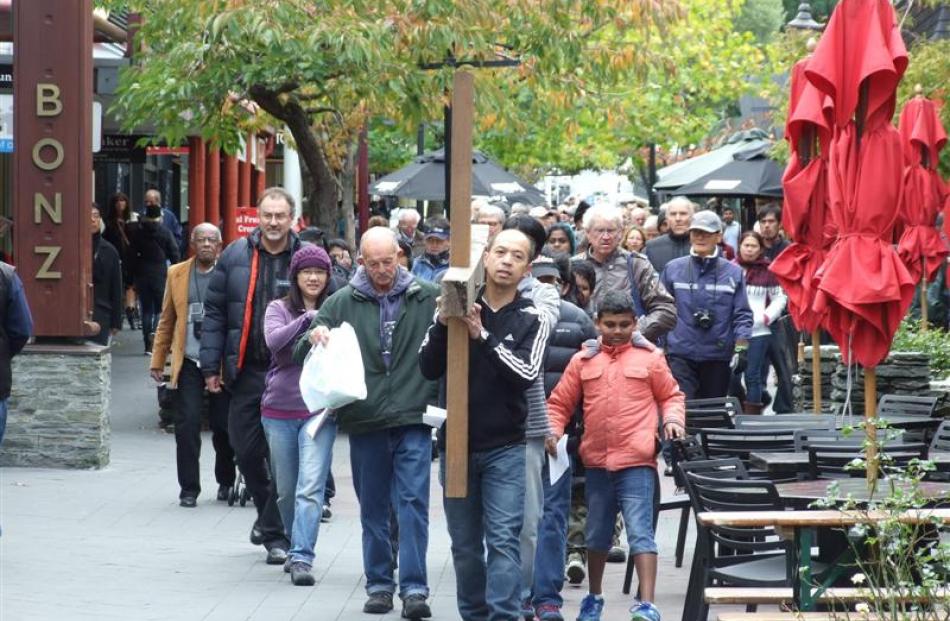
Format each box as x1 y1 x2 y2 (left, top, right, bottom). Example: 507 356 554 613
798 346 949 416
0 344 111 468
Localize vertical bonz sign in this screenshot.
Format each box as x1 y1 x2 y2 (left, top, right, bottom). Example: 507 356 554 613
13 0 93 336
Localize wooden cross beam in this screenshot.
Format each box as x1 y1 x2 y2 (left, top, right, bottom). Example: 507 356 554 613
439 70 489 498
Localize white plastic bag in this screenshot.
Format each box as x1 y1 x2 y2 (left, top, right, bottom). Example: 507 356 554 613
299 322 367 411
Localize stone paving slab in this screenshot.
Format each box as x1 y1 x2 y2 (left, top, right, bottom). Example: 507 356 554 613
0 329 717 621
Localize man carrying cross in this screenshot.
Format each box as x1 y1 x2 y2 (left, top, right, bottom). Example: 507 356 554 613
419 227 550 620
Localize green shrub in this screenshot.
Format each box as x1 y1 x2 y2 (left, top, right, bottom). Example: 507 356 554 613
891 319 950 379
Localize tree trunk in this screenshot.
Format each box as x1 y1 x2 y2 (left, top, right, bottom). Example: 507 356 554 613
248 85 339 234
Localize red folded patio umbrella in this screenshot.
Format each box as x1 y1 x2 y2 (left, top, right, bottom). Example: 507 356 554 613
806 0 916 370
896 95 948 285
771 57 835 335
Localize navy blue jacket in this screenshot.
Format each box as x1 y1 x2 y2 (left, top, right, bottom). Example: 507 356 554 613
660 252 753 361
0 263 34 399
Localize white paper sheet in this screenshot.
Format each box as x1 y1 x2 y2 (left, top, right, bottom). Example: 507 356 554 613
423 405 447 428
548 435 570 485
304 410 328 439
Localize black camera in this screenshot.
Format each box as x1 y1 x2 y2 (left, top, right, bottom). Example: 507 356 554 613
192 321 202 340
693 309 714 330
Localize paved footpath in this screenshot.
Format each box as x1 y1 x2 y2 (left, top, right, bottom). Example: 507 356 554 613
1 329 705 621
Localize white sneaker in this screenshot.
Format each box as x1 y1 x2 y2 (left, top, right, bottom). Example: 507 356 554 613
566 554 586 585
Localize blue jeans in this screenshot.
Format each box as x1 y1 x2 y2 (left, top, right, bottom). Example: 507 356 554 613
262 414 337 566
744 335 770 405
349 425 431 598
585 466 657 555
531 455 573 608
442 443 526 621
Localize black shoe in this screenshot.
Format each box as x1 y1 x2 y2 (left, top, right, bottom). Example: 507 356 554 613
266 547 288 565
290 561 315 586
250 521 264 546
606 545 627 563
663 465 673 477
321 504 332 523
363 592 394 614
217 485 230 502
179 495 197 508
401 594 431 619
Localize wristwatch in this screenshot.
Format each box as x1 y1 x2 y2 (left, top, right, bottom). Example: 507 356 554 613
478 328 490 343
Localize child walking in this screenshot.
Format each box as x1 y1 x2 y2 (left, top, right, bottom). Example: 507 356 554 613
546 290 686 621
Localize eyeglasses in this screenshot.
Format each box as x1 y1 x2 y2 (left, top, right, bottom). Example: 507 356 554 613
590 227 619 238
193 236 219 244
260 212 290 223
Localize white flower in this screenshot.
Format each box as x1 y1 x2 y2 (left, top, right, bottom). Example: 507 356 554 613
851 573 867 585
855 602 870 613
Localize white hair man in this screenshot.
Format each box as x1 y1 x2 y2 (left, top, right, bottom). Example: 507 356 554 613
397 208 425 258
574 204 675 342
477 203 507 239
644 196 695 273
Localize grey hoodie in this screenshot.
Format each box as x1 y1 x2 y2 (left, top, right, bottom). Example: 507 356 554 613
350 266 414 368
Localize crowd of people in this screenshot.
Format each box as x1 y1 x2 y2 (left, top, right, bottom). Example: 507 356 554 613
76 185 811 621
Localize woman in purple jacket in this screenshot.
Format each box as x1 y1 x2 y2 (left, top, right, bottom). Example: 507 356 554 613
261 243 335 586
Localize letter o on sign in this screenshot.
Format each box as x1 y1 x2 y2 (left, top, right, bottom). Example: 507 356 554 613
32 138 65 171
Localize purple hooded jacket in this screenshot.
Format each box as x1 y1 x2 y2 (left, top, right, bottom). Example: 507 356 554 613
261 299 316 418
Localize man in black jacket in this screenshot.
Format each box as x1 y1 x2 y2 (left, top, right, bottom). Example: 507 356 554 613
644 197 694 274
90 204 123 346
128 204 180 354
200 187 300 564
419 228 549 621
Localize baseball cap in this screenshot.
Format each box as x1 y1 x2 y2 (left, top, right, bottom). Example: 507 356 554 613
689 210 723 234
424 226 450 240
531 256 561 280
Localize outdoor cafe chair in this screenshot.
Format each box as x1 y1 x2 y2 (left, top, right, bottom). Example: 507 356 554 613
878 394 939 444
793 429 872 452
698 428 798 481
686 396 743 417
680 470 817 621
734 413 836 430
931 420 950 452
807 442 928 480
878 394 939 418
685 408 734 433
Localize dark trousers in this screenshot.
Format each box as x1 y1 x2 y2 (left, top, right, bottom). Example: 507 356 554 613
763 332 795 413
227 362 288 550
175 359 235 498
136 275 165 349
667 356 732 400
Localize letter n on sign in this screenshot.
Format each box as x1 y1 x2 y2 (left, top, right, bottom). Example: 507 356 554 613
13 0 93 336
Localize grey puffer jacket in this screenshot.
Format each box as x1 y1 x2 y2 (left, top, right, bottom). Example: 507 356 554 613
200 228 301 383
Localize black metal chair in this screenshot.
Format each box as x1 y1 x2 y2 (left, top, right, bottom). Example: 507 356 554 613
698 428 798 482
930 420 950 452
686 397 744 416
793 429 868 452
680 471 808 621
878 394 939 418
878 394 939 444
807 442 928 480
735 413 836 430
685 408 734 433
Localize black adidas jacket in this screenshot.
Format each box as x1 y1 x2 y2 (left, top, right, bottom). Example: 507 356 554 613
419 291 550 452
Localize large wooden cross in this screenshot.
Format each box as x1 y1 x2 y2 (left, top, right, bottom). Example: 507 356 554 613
440 70 489 498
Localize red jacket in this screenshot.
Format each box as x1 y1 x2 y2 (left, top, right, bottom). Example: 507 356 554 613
547 338 685 471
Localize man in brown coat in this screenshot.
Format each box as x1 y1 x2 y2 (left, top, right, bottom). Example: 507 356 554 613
150 223 234 507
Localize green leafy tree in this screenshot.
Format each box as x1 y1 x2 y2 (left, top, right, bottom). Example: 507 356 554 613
106 0 683 234
736 0 786 43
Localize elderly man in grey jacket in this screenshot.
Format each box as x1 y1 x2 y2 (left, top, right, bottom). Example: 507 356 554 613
573 204 676 344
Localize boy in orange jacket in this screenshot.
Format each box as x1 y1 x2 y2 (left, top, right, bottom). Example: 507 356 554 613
546 290 685 621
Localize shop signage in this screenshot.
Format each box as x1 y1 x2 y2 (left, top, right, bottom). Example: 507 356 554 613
235 206 260 237
13 0 93 336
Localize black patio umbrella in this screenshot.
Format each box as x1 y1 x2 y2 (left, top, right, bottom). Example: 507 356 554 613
370 149 546 205
674 146 784 199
